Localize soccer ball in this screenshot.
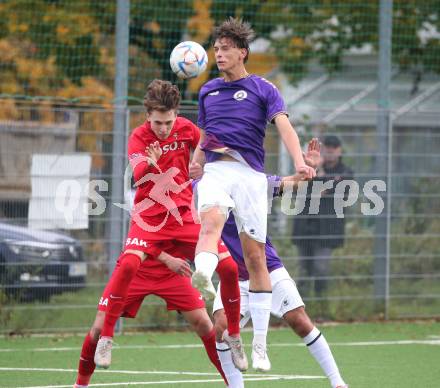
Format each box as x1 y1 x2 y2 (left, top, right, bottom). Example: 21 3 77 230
170 41 208 79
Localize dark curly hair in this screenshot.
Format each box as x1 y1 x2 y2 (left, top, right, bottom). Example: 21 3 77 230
143 79 181 113
212 17 255 63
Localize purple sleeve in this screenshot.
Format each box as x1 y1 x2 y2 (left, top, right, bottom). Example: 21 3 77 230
197 92 206 129
191 179 199 191
267 175 283 198
264 81 288 123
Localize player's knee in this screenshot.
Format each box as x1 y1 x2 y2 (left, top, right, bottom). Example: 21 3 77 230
244 251 266 274
216 256 238 279
199 212 224 240
119 254 141 280
118 263 137 281
194 316 213 337
199 222 222 242
284 307 314 337
185 309 213 336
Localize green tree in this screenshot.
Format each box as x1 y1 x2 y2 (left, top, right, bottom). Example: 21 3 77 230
0 0 109 87
206 0 440 85
1 0 440 101
129 1 195 84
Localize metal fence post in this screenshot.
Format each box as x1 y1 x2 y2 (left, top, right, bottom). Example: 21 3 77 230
374 0 393 317
108 0 130 275
277 141 292 231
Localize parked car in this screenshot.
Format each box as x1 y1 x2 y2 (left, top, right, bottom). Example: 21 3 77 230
0 222 87 301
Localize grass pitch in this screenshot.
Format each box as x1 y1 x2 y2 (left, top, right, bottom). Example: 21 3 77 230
0 321 439 387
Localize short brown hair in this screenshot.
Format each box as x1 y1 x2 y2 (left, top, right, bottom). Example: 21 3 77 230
143 79 181 113
213 17 255 63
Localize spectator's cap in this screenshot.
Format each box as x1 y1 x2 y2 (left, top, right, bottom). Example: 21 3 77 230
323 135 342 148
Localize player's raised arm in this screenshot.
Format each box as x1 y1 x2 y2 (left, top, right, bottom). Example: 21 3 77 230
272 138 320 196
273 114 316 180
189 129 206 179
191 129 206 163
192 83 207 169
189 160 204 180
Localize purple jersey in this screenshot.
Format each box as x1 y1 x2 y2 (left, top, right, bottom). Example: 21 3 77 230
198 75 287 173
192 175 284 281
221 215 284 281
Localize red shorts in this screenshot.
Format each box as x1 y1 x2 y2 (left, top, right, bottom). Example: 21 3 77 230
98 207 232 316
125 207 200 259
98 262 205 317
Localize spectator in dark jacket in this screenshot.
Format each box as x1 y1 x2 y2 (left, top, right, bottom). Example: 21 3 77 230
292 135 354 297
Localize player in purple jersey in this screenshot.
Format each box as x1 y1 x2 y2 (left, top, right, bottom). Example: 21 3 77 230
190 17 316 372
193 140 348 387
213 174 347 387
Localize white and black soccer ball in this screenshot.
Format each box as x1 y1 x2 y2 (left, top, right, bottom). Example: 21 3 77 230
170 41 208 79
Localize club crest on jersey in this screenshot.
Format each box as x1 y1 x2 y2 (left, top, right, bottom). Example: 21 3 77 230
233 90 247 101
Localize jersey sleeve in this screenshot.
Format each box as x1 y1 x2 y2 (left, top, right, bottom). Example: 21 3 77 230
128 132 158 184
267 174 283 198
264 81 288 123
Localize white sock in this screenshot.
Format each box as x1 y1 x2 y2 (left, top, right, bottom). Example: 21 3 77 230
194 251 219 278
216 341 244 388
249 291 272 347
303 327 345 388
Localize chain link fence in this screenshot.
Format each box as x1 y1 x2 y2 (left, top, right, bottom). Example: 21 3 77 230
0 102 439 334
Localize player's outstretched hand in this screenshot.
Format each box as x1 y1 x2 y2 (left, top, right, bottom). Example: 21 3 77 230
296 164 316 180
146 141 163 165
304 138 322 170
189 162 204 179
281 172 304 188
166 256 193 277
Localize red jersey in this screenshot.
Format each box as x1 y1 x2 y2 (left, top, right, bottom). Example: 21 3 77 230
128 116 200 220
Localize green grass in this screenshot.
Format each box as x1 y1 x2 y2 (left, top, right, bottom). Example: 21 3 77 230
1 322 440 387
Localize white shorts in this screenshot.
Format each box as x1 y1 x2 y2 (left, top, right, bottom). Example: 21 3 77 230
213 267 304 324
196 161 268 243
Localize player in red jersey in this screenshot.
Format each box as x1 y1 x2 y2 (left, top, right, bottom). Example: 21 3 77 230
73 243 233 387
73 80 243 386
